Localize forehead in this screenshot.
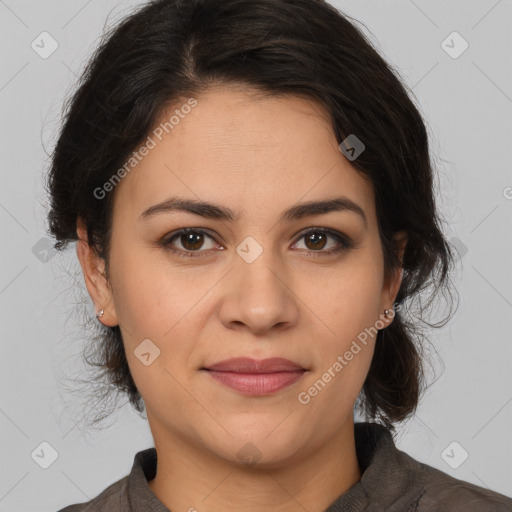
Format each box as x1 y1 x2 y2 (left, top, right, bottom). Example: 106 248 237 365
112 85 376 226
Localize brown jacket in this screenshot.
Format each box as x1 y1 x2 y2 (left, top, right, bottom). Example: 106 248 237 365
57 422 512 511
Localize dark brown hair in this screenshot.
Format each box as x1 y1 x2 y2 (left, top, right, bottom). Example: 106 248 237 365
46 0 457 433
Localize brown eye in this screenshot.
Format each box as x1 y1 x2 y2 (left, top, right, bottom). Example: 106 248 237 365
161 227 354 260
163 228 218 258
293 228 353 256
304 232 328 250
179 232 206 251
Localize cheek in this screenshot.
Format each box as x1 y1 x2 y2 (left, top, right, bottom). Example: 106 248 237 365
310 252 383 346
109 239 207 339
300 295 379 431
108 245 213 396
297 249 383 407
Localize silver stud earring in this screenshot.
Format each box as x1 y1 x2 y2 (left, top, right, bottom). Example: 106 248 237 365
384 309 392 319
96 309 104 319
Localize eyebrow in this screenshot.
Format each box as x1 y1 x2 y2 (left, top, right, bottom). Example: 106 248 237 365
139 196 367 229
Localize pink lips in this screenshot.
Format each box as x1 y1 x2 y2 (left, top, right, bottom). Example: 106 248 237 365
203 357 307 396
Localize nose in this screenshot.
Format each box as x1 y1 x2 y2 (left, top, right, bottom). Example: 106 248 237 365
218 245 300 335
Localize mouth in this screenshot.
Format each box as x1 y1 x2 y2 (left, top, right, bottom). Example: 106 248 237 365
201 357 308 396
202 357 307 373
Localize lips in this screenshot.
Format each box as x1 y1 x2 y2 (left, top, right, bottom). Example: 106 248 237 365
202 358 307 396
203 357 306 373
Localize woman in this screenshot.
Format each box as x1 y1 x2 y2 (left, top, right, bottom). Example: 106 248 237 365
47 0 512 510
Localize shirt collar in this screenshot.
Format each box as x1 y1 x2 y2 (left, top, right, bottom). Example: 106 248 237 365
325 422 424 511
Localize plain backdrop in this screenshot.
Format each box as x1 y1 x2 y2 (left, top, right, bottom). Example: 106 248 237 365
0 1 511 511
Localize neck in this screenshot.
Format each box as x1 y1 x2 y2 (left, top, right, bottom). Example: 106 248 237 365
147 417 361 512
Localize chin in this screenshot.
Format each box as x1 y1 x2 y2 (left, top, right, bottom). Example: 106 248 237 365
203 425 308 469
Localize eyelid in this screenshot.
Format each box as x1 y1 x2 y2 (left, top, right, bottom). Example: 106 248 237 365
162 227 221 252
292 227 353 246
161 226 355 258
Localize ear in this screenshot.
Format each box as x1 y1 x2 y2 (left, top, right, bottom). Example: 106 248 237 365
76 218 118 326
379 230 407 326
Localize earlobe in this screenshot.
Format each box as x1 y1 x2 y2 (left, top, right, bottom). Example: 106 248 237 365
76 219 118 326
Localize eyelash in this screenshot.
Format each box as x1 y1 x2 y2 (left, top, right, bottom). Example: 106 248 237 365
160 227 354 259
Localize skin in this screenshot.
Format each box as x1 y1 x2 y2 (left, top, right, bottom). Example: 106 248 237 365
76 83 406 512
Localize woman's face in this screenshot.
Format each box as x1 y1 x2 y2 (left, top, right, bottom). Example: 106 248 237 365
79 84 404 467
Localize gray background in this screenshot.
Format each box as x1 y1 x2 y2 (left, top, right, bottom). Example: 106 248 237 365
0 1 511 510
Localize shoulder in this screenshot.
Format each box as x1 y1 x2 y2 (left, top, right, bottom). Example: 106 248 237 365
56 475 129 512
55 447 160 512
401 450 512 511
